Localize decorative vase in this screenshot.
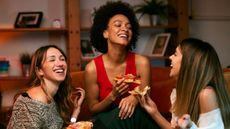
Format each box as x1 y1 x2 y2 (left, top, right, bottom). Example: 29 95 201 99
136 13 151 27
158 17 168 25
21 64 30 77
150 15 158 26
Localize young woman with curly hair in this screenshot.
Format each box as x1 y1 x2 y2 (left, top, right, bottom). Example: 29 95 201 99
85 1 159 129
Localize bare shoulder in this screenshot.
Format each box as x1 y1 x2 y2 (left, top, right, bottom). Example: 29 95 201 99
84 60 97 86
135 53 150 67
199 86 219 113
84 60 96 74
134 54 151 82
27 87 47 103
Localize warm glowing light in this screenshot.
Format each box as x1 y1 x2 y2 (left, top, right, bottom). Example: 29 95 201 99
0 32 24 44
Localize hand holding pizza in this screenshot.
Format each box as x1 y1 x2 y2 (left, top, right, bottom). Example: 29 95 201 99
110 74 143 102
110 76 130 101
134 87 159 116
108 74 141 102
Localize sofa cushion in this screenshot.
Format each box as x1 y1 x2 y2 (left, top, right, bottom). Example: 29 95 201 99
151 67 175 113
70 71 92 120
151 78 175 113
151 67 171 82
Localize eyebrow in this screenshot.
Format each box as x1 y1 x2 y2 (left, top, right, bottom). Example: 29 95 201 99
113 19 130 24
47 55 55 58
47 55 64 59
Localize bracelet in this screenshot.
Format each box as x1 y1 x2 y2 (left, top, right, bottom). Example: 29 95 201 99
70 117 77 123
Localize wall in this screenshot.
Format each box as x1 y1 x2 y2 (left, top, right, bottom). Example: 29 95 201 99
0 0 66 76
0 0 67 107
189 20 230 68
189 0 230 68
1 0 230 77
81 0 230 68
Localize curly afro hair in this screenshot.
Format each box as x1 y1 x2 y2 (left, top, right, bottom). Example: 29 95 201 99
90 1 140 53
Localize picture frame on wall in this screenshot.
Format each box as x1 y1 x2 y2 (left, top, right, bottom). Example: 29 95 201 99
14 12 43 28
149 33 171 57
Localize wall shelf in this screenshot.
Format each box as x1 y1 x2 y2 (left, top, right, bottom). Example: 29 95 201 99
0 28 68 33
0 0 188 72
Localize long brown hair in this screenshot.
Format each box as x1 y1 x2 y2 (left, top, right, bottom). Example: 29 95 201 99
29 45 74 125
172 38 230 127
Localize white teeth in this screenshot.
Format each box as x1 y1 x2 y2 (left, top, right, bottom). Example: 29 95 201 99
119 34 128 38
55 69 64 73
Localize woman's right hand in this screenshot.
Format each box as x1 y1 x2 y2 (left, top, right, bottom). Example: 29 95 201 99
136 94 158 115
111 78 129 100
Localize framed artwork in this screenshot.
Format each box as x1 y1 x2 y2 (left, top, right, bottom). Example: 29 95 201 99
14 12 43 28
149 33 171 57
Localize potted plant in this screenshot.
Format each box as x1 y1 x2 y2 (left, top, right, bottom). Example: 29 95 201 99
19 53 31 77
134 0 176 26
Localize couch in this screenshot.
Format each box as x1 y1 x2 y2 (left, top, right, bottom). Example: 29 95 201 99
1 67 229 126
71 67 230 121
70 67 176 121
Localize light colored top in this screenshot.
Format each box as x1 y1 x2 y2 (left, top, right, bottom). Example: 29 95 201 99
170 88 224 129
7 93 63 129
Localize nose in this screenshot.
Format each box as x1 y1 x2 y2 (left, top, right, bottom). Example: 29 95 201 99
121 25 128 31
56 59 65 66
169 55 173 60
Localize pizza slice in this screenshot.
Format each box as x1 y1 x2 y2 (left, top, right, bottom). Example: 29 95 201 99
114 74 124 82
133 78 141 84
123 74 136 83
114 74 141 84
128 86 150 96
67 121 93 129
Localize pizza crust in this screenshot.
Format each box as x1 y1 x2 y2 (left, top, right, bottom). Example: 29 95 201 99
128 86 150 96
67 121 93 129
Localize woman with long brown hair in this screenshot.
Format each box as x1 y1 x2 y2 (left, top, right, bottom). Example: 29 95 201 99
137 38 230 129
7 45 85 128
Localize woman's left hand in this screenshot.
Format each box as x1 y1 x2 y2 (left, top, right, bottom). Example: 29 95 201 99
71 87 85 119
171 114 192 129
118 95 138 119
72 87 85 108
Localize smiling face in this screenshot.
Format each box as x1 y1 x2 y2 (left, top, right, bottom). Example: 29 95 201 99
38 47 67 84
103 14 132 46
169 46 182 77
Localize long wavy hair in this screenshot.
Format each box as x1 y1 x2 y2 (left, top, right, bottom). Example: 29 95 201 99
90 1 139 53
171 38 230 127
29 45 74 125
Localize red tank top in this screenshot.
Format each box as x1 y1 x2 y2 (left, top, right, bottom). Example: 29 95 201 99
94 52 137 105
